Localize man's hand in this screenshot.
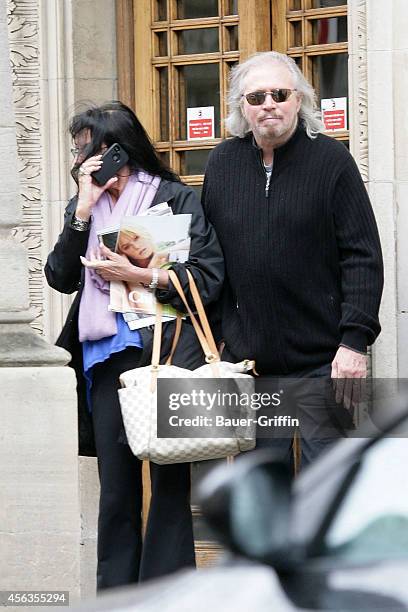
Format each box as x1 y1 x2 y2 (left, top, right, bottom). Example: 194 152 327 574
80 243 145 283
331 346 367 410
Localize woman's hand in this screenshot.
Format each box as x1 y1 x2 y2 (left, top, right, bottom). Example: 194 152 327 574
75 155 118 221
80 244 143 282
81 244 169 288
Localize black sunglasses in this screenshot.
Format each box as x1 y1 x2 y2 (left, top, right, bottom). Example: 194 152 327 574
243 89 297 105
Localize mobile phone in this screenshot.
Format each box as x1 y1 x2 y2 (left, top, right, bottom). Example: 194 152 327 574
97 227 119 252
91 143 130 186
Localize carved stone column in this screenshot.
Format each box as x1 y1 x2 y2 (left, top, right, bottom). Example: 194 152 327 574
348 0 398 378
0 0 56 360
0 0 80 599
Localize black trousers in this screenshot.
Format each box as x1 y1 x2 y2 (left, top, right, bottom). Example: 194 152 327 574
254 362 352 470
91 347 196 591
222 347 353 472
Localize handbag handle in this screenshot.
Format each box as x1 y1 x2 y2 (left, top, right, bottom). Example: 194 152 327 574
168 269 220 363
164 313 183 366
185 269 220 358
151 270 220 370
151 302 183 367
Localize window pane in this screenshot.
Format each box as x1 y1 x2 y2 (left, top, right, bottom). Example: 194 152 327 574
177 0 218 19
178 63 220 139
155 0 167 21
312 0 347 7
288 0 302 9
177 28 219 55
157 67 169 141
312 17 348 45
154 31 168 57
288 21 302 47
179 149 210 175
158 151 170 167
225 25 239 51
312 53 348 102
224 60 238 136
225 0 238 14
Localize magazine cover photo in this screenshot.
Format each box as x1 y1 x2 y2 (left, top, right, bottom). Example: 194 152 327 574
106 213 192 326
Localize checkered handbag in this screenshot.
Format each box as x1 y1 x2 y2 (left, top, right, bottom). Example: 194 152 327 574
118 270 257 464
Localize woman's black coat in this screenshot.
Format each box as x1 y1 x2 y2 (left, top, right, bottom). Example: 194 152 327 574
45 179 224 456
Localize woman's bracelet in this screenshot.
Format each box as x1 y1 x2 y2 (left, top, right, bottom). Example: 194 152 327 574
148 268 159 290
71 214 90 232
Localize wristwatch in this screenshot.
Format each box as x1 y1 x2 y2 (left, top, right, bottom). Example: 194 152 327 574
148 268 159 290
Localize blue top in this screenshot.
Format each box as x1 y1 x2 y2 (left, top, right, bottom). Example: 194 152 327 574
82 314 143 411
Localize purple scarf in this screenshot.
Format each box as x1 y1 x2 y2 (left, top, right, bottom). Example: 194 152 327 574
78 172 161 342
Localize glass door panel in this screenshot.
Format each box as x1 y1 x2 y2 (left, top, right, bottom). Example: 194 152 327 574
311 53 348 100
154 31 168 57
288 0 302 10
176 0 219 19
156 67 169 141
155 0 167 21
177 149 211 175
312 0 347 7
224 25 239 51
288 20 303 48
310 17 348 45
176 27 219 55
225 0 238 15
177 63 221 140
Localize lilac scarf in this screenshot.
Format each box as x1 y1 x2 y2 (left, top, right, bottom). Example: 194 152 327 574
78 172 161 342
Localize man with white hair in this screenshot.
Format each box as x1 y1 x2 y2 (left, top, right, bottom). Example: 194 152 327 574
202 51 383 466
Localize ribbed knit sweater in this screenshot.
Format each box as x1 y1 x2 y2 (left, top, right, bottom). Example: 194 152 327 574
202 126 383 374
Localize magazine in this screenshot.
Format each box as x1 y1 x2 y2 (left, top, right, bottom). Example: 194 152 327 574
97 202 174 250
109 280 179 321
107 212 192 320
122 311 175 332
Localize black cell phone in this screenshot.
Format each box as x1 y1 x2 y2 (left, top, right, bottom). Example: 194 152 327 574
91 142 130 186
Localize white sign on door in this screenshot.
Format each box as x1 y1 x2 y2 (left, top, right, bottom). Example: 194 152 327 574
321 97 347 131
187 106 215 140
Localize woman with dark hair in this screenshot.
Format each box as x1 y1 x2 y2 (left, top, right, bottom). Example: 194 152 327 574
45 101 224 590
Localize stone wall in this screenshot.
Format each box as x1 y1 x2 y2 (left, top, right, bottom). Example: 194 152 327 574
7 0 118 599
1 0 80 605
6 0 118 343
365 0 407 377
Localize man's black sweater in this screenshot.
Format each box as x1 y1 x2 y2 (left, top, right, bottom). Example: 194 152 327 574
202 126 383 374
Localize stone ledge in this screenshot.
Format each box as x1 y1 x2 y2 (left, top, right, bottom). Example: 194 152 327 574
0 325 70 366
